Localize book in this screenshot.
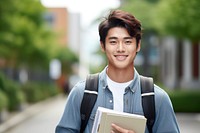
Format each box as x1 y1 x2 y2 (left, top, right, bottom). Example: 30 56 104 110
92 107 147 133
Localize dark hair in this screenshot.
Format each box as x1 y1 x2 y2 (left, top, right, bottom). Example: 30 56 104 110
99 10 142 48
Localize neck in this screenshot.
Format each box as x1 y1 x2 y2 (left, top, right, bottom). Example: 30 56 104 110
107 66 134 83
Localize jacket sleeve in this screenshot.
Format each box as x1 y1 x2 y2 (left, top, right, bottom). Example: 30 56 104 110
152 85 180 133
55 81 85 133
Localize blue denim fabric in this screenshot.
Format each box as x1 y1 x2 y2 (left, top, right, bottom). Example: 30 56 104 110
55 67 180 133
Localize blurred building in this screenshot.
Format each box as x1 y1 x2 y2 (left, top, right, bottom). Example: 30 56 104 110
160 37 200 89
68 12 81 55
44 8 68 46
44 8 81 54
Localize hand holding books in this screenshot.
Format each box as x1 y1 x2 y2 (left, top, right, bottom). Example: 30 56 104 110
92 107 146 133
111 123 136 133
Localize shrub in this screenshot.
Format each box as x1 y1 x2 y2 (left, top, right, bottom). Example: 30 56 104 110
21 82 60 103
0 72 26 111
0 90 8 111
0 72 6 91
169 90 200 112
4 81 26 111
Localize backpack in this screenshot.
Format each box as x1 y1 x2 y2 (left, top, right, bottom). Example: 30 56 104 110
80 73 155 133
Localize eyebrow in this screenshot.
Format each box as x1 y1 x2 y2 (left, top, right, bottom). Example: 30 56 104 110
108 36 133 40
124 37 133 39
108 37 117 40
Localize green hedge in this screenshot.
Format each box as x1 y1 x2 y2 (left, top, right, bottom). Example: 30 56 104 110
0 90 8 111
21 82 60 103
5 82 26 111
168 90 200 112
0 73 26 111
0 72 60 112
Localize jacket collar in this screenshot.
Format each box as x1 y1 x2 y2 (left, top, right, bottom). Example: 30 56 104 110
99 66 140 93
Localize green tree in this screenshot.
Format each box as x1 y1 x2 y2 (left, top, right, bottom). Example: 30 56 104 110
120 0 200 41
0 0 80 82
120 0 158 31
55 47 79 75
0 0 56 68
155 0 200 41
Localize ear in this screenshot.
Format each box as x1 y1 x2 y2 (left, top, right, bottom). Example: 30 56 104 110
100 41 105 52
136 40 141 52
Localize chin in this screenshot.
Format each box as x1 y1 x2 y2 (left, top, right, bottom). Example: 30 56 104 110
114 64 130 69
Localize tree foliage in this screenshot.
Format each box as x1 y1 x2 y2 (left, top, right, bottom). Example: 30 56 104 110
155 0 200 41
120 0 200 41
55 47 79 75
0 0 64 69
0 0 52 66
120 0 158 31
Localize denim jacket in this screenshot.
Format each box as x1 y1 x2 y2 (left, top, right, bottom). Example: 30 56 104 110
55 67 180 133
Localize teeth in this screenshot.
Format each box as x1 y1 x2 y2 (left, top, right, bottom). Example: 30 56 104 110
116 55 127 61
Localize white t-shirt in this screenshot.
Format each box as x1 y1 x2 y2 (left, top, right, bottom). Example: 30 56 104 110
107 75 133 112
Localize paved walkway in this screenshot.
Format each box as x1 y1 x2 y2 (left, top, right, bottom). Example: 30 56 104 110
0 95 65 133
176 113 200 133
0 95 199 133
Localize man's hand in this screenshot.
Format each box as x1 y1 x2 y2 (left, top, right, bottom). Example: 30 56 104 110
111 123 135 133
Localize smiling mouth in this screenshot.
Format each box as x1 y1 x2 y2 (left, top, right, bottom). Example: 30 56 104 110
114 55 128 61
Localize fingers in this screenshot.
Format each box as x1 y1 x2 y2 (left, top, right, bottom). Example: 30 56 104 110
111 123 124 132
111 123 135 133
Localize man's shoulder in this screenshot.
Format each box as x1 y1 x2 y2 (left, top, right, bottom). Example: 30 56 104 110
74 80 86 88
69 80 86 97
154 84 170 98
153 84 172 107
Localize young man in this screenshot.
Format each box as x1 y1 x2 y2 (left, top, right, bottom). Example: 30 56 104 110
55 10 180 133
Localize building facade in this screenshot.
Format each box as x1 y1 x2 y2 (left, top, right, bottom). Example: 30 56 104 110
160 37 200 89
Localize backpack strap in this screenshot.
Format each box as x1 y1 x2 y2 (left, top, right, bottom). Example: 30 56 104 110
140 76 155 133
80 73 99 133
80 74 155 133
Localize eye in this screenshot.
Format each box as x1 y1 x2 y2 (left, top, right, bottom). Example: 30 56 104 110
125 40 132 45
110 40 117 45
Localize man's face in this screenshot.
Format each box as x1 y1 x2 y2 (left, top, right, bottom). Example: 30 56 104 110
101 27 140 70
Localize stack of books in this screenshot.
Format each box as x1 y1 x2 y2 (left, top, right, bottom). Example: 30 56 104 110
92 107 146 133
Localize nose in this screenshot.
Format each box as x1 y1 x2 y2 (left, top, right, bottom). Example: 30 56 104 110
117 42 125 52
